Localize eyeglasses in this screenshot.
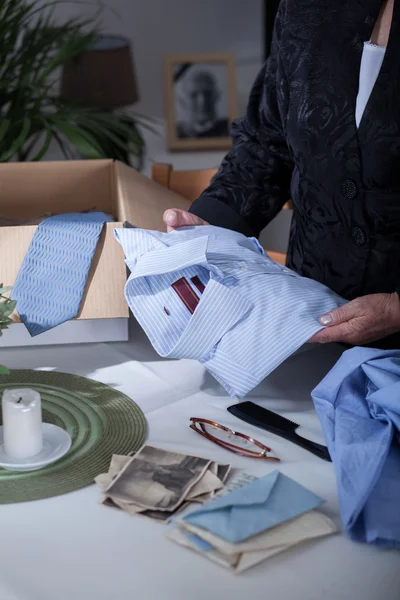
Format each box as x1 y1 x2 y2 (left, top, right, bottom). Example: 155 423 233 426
189 417 280 461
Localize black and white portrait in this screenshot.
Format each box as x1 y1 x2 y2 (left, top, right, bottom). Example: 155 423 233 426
174 63 229 139
165 54 237 151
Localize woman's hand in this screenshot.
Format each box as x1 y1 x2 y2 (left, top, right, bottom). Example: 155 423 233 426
163 209 208 232
310 293 400 345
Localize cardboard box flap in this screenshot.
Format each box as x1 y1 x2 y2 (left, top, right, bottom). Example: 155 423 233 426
0 159 191 325
0 160 116 218
114 160 190 230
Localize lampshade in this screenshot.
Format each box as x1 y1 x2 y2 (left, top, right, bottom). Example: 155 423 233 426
61 35 139 110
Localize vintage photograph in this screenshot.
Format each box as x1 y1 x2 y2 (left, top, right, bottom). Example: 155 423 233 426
164 53 237 151
105 445 212 512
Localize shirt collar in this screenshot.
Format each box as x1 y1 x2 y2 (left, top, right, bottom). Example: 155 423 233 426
129 235 224 281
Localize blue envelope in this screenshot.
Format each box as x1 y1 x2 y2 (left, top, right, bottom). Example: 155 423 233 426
183 471 324 543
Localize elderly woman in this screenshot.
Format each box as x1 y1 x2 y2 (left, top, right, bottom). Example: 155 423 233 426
163 0 400 348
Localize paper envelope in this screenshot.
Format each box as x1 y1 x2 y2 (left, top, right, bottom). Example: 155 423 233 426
183 471 324 543
168 510 338 573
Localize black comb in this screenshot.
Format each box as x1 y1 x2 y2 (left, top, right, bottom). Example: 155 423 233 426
227 401 331 461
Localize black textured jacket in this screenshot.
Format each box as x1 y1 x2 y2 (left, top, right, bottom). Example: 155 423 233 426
190 0 400 302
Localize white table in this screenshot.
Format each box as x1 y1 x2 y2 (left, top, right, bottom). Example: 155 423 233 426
0 322 399 600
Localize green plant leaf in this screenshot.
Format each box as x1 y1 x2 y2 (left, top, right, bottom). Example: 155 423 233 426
0 1 146 167
51 129 72 159
0 317 13 327
73 119 131 152
0 286 11 294
51 119 104 159
39 29 96 82
0 119 10 142
134 120 159 136
0 300 16 318
0 117 31 161
0 365 10 375
31 127 52 161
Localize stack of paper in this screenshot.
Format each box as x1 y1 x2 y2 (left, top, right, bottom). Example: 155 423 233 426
166 471 338 572
95 445 231 523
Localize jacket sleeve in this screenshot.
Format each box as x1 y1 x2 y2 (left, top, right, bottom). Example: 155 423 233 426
189 0 293 238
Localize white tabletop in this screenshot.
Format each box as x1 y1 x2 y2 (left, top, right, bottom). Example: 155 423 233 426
0 321 399 600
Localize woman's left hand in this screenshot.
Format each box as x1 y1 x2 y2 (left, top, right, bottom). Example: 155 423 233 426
309 293 400 345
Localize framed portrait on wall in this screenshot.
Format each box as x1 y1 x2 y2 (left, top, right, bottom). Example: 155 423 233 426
164 53 237 151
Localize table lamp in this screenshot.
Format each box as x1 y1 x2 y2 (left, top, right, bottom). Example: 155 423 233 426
61 34 139 110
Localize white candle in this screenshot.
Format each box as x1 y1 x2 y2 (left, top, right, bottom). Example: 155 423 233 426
1 388 43 459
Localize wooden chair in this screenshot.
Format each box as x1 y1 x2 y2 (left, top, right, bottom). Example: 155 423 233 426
152 163 291 265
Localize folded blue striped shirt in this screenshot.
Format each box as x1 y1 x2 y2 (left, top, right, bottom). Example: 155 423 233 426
115 226 346 397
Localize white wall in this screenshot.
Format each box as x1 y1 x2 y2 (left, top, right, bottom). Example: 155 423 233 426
51 0 264 118
47 0 291 249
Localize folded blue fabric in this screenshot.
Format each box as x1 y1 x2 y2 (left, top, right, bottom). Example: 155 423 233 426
183 471 323 543
312 347 400 548
12 212 112 336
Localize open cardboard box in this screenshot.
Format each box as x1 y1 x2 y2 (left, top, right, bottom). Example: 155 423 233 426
0 159 189 347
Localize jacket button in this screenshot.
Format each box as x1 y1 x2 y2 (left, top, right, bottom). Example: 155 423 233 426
341 179 358 199
351 226 367 245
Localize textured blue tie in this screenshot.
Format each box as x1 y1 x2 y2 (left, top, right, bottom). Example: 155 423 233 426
12 212 112 336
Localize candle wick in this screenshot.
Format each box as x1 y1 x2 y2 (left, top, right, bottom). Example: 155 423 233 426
17 397 23 404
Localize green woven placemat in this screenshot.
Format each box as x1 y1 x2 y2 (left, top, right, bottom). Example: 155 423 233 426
0 370 147 504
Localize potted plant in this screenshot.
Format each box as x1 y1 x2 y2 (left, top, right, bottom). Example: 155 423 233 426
0 0 150 168
0 286 16 375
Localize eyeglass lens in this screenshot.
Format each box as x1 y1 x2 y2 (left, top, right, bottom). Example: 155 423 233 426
199 422 262 454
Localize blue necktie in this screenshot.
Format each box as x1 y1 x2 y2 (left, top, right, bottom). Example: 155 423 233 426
12 212 112 336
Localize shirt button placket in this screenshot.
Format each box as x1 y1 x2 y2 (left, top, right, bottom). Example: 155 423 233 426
341 179 368 246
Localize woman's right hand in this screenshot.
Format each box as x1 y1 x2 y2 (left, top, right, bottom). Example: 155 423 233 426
163 209 208 232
